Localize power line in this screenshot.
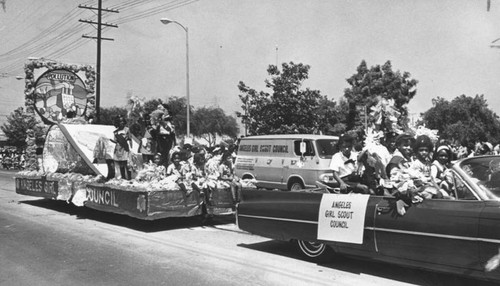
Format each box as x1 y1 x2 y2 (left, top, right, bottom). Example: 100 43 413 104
0 0 199 78
113 0 199 25
0 7 87 59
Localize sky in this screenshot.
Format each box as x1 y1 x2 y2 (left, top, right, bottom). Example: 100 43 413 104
1 0 500 132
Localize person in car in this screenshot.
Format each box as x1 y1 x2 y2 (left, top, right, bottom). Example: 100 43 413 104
384 133 421 215
478 142 494 156
385 133 414 178
411 135 433 175
383 131 398 155
410 135 444 199
431 144 454 195
330 134 371 194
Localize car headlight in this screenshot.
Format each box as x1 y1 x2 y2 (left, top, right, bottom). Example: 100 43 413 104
319 173 334 183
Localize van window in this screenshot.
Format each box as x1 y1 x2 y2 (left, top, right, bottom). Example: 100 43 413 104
294 140 314 156
315 139 338 159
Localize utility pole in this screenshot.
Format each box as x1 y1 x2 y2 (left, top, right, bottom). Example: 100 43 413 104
79 1 118 123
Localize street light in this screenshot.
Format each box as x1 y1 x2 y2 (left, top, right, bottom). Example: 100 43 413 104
160 17 190 138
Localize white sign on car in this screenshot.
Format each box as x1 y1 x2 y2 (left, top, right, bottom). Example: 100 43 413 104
317 193 370 244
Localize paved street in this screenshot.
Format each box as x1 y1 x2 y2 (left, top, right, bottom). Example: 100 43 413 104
0 170 496 286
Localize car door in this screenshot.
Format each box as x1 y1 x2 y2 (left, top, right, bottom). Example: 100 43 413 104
374 174 485 271
479 201 500 281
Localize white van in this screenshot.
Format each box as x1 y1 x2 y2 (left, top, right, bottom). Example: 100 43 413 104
235 134 339 191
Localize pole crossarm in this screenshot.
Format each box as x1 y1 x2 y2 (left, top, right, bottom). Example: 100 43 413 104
78 4 119 13
82 35 114 41
79 19 118 28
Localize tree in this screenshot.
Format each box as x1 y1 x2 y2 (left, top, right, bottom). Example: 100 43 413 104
191 106 239 146
161 96 192 137
237 62 331 135
343 60 418 134
421 95 500 146
1 107 45 149
139 96 192 137
99 106 128 126
316 97 349 135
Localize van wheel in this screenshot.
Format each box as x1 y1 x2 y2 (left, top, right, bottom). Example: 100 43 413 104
296 240 332 262
288 180 304 191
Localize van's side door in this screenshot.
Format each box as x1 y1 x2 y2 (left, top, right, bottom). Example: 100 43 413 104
253 139 290 189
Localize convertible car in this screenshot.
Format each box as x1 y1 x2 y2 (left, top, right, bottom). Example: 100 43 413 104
236 155 500 282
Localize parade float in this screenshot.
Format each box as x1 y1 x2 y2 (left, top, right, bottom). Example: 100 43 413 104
15 59 241 221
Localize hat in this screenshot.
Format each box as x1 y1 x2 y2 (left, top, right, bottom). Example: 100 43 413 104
414 135 433 151
395 133 414 146
339 134 355 145
483 142 493 152
436 145 451 154
184 137 193 146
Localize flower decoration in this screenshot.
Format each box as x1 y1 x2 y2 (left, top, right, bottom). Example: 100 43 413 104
409 124 439 144
363 127 392 179
369 96 403 135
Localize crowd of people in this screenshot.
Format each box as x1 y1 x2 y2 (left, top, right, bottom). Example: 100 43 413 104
0 148 26 170
329 131 499 205
95 103 242 202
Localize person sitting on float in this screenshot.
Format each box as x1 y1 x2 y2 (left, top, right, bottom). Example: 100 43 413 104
329 134 372 194
189 152 208 200
218 150 242 202
182 138 194 164
166 151 192 196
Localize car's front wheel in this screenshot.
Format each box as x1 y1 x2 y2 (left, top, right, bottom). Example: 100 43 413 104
288 179 305 191
296 240 332 261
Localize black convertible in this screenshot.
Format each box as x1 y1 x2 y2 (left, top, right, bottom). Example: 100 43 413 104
237 155 500 282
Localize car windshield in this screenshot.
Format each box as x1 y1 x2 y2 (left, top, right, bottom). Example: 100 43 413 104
459 156 500 200
315 139 338 159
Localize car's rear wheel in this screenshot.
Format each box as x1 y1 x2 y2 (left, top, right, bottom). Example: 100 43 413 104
296 240 332 261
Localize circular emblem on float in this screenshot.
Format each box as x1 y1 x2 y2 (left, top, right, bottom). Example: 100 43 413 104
33 69 89 124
